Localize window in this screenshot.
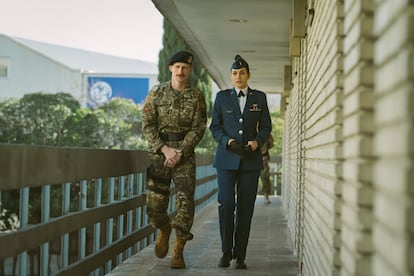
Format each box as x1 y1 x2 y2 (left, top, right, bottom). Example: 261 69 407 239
0 56 10 78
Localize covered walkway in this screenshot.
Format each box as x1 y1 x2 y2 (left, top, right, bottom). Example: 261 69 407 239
107 195 299 276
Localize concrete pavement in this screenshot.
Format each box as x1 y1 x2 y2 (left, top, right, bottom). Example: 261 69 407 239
107 195 299 276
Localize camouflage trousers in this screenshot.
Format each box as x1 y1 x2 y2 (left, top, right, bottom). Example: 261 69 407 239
260 158 271 194
146 149 196 241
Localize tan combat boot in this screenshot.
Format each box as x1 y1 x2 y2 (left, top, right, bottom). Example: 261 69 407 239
171 236 186 269
154 224 171 258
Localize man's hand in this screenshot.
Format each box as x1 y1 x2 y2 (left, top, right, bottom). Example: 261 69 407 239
161 145 182 167
168 149 182 167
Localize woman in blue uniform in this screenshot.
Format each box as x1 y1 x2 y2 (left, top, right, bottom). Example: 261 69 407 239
210 55 272 269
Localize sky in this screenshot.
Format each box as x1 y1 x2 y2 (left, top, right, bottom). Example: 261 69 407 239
0 0 164 63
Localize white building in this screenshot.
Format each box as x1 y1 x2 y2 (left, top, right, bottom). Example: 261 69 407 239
0 34 158 106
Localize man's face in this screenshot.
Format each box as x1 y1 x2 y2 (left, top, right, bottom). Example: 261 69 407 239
169 62 192 83
231 68 250 89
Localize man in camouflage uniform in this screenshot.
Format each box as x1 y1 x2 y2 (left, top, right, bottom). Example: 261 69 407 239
142 50 207 269
260 134 274 204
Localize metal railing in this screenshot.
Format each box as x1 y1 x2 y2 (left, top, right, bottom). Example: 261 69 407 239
0 144 217 276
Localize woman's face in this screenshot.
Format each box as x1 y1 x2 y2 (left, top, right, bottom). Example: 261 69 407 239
231 68 250 90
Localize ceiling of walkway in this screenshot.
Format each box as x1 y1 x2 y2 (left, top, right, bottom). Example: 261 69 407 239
151 0 292 94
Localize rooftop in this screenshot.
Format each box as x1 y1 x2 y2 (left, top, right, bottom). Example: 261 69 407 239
4 34 158 75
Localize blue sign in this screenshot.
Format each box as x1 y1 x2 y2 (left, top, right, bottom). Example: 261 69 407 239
87 76 149 107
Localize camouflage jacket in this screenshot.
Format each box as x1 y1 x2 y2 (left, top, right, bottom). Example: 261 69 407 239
142 81 207 158
261 134 274 157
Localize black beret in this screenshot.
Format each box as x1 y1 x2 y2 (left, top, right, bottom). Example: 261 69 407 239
231 54 249 72
168 50 194 65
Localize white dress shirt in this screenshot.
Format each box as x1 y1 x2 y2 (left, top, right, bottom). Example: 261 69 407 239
237 88 247 112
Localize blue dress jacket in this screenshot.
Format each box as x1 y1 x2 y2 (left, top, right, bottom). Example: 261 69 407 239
209 87 272 170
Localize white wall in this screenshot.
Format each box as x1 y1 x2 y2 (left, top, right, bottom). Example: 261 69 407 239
372 0 414 275
0 36 82 101
282 0 413 275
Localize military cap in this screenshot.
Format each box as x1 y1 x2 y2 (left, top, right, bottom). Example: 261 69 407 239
168 50 194 66
231 54 249 72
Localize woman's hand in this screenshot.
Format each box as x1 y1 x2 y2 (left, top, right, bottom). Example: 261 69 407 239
247 140 258 151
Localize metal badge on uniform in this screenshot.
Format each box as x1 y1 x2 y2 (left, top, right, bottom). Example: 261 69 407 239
143 105 151 113
226 110 233 114
249 104 261 111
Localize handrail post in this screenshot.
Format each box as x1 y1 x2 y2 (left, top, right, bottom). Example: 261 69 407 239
18 187 29 276
116 176 125 265
79 180 87 260
93 178 102 276
126 174 134 257
61 183 70 268
40 184 50 276
105 177 115 273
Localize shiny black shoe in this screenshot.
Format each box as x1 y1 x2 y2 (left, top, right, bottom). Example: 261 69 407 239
235 258 247 269
218 252 232 268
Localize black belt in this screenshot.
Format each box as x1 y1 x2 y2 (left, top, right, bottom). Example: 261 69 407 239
160 132 185 141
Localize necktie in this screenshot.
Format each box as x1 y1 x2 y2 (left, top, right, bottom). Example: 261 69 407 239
237 91 246 111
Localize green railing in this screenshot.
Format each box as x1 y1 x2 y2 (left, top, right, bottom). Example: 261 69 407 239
0 144 217 276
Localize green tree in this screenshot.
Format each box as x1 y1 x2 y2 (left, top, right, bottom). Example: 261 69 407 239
0 92 79 145
0 98 21 143
56 107 104 148
96 97 146 150
195 119 216 155
0 93 146 150
269 108 284 155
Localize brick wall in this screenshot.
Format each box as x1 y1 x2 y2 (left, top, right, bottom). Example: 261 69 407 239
303 1 344 275
283 58 303 256
372 0 414 275
341 0 375 275
282 0 413 275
